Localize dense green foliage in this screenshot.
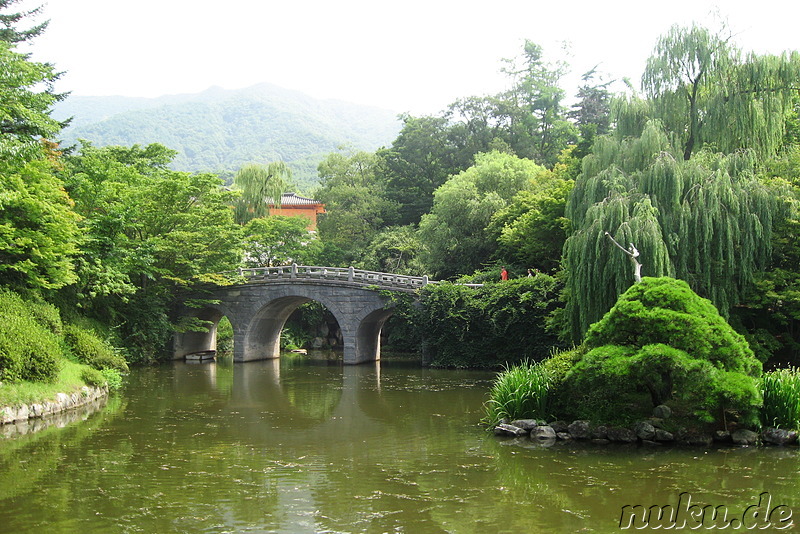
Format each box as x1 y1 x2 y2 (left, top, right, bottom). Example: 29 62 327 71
242 215 319 267
0 290 61 383
58 142 242 362
233 162 290 224
559 278 762 427
63 324 128 372
418 151 546 278
563 122 782 339
417 276 564 368
761 367 800 430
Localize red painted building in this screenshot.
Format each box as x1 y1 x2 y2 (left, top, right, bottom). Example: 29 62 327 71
268 193 326 230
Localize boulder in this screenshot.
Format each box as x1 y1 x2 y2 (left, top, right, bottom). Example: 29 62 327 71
567 420 592 439
634 421 656 441
652 405 672 419
549 420 569 433
713 430 732 443
607 427 637 443
654 429 675 442
731 429 759 446
13 404 29 422
677 430 713 447
509 419 540 431
556 432 572 441
761 427 798 446
531 425 557 440
591 425 608 439
494 423 528 437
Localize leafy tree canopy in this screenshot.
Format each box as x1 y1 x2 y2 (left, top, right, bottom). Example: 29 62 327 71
0 41 63 165
636 23 800 160
418 151 545 279
233 161 291 225
314 149 397 266
243 215 318 268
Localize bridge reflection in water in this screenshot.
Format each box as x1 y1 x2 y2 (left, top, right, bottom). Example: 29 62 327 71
172 355 393 443
174 265 432 364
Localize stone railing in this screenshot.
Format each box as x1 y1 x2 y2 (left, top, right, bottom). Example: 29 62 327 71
229 264 432 291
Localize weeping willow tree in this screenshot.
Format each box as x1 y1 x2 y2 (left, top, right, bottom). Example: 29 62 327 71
563 121 784 340
233 162 291 224
562 24 798 341
635 23 800 161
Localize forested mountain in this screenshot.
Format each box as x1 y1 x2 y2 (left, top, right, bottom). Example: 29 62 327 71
52 83 401 188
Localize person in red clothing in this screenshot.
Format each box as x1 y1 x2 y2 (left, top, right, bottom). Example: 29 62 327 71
500 267 509 281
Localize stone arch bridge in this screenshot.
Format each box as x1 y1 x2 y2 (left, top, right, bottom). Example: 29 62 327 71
173 265 432 365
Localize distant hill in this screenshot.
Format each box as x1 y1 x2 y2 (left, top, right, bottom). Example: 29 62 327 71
52 83 402 189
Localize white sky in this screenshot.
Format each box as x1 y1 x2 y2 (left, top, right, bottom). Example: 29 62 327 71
16 0 800 115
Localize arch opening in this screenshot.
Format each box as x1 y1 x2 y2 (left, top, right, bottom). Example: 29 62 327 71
242 297 344 362
173 307 234 359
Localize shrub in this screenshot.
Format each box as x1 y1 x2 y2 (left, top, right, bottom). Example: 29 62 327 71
484 359 552 426
80 366 106 388
418 276 565 368
63 324 129 372
101 368 124 390
561 277 762 427
28 300 64 335
0 292 62 383
762 368 800 430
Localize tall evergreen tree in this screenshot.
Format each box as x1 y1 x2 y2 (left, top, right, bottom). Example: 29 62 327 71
0 0 48 44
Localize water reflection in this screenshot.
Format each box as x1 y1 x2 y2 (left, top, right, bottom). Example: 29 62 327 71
0 356 798 533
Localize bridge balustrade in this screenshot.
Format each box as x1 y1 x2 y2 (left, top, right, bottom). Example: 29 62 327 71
230 265 431 291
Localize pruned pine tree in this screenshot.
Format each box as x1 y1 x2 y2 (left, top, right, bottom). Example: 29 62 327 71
233 162 290 225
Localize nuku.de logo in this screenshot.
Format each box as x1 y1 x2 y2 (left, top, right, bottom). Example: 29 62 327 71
619 491 793 530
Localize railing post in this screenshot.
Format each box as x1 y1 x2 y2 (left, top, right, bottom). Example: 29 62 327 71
348 266 354 282
422 275 429 286
291 263 298 279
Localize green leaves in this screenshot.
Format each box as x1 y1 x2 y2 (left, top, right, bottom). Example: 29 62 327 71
243 215 317 267
418 151 545 278
0 160 80 290
561 277 762 427
417 276 563 368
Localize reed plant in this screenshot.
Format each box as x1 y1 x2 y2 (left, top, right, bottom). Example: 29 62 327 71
762 367 800 430
484 359 551 426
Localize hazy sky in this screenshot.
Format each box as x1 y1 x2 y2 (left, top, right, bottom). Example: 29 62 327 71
17 0 800 115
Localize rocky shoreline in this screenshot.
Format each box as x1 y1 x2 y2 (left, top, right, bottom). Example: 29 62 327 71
494 405 799 447
0 385 109 431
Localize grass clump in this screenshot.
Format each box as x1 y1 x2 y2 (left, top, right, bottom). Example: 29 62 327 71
762 368 800 430
484 359 551 426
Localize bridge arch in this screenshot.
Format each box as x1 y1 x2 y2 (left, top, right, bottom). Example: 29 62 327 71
174 266 428 364
243 292 346 361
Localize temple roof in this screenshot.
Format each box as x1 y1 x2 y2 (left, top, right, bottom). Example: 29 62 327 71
272 192 322 206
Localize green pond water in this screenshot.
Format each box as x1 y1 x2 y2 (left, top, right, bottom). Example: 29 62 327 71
0 353 798 533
